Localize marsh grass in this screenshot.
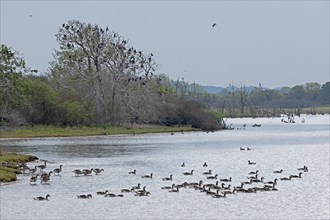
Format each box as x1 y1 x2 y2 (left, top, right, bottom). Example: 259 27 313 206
0 153 38 182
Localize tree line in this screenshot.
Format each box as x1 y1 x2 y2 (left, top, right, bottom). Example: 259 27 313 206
0 20 221 131
174 81 329 117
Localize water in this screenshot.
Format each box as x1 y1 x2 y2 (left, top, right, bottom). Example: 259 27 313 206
0 115 329 219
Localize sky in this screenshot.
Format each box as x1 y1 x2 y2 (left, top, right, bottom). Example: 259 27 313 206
1 1 329 88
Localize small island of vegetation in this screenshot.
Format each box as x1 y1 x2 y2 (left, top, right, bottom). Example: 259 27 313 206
0 151 38 182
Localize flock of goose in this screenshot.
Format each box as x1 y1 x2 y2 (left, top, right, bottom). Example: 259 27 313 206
23 149 309 201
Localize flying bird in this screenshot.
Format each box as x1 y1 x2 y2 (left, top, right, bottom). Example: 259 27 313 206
212 23 217 28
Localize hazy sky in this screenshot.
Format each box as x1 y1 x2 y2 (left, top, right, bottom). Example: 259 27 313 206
1 1 329 88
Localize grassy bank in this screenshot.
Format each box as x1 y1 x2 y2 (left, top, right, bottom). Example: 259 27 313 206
0 124 199 139
0 152 38 182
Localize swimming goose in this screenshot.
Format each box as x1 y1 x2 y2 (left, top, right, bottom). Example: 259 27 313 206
162 174 173 181
247 147 251 151
53 165 63 176
207 174 218 179
203 162 208 167
220 177 232 182
128 169 136 174
207 189 220 196
204 181 218 189
104 193 117 197
29 166 38 174
96 190 109 195
280 176 292 181
251 177 264 183
212 192 226 198
73 169 84 176
203 170 212 175
221 183 231 190
141 173 153 179
169 186 179 192
298 166 307 171
183 170 194 175
77 194 92 199
181 162 185 167
273 169 283 174
121 188 133 193
161 184 176 190
34 194 50 201
40 174 51 184
264 182 277 189
240 147 245 151
93 168 104 175
135 186 147 193
265 178 278 185
249 170 258 175
131 183 141 191
290 172 302 179
134 191 150 196
83 168 93 175
241 179 252 185
248 160 256 165
40 171 53 179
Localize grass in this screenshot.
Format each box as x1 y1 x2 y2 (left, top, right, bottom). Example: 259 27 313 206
0 152 38 182
0 124 199 139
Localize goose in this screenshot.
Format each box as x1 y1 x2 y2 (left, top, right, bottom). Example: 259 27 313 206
162 174 173 181
131 183 141 191
204 181 219 189
203 170 212 175
212 192 226 198
247 147 251 151
37 161 47 170
241 179 252 185
30 166 38 174
265 178 278 185
248 160 256 165
246 188 257 193
161 184 176 190
40 171 53 179
249 170 258 175
180 162 185 167
34 194 50 201
134 191 150 196
207 174 218 179
189 180 203 187
169 186 179 193
273 169 283 174
203 162 208 167
116 194 124 197
290 172 303 179
83 168 93 175
264 182 277 189
121 188 133 193
29 175 39 185
40 174 51 184
104 193 117 197
251 177 264 183
240 147 245 151
183 170 194 175
93 168 104 175
73 169 84 176
298 166 307 171
135 186 147 193
77 194 92 199
280 176 292 181
128 169 136 175
141 173 153 179
221 183 231 190
96 190 109 195
206 189 220 196
220 177 232 182
53 165 63 176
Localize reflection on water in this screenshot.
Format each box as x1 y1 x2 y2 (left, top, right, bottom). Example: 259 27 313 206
0 115 329 219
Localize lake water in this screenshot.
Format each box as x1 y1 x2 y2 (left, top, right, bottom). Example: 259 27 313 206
0 115 329 219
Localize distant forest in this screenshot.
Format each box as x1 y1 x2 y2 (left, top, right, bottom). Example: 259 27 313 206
1 20 329 130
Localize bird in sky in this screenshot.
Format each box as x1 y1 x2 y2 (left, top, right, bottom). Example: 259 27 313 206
212 23 217 28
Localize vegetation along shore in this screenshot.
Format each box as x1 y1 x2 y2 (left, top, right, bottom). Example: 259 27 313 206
0 151 38 182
